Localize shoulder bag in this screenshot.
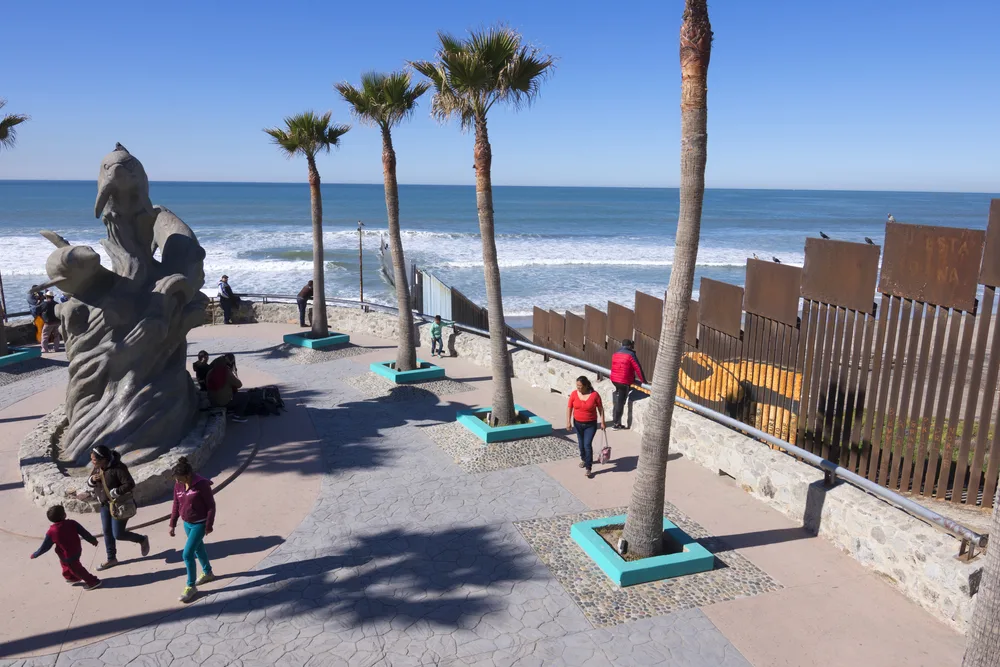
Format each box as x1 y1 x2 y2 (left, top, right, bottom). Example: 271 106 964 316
100 468 138 520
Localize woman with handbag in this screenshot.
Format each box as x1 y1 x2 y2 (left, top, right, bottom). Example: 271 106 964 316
565 376 606 479
87 445 150 570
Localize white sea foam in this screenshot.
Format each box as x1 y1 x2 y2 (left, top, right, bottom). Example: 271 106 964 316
0 223 784 318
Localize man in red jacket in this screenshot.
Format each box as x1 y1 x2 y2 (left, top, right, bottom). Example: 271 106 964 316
609 339 645 430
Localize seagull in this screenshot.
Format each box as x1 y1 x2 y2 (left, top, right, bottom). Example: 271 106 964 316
887 214 896 223
752 253 759 260
864 237 875 245
772 257 782 264
819 231 831 240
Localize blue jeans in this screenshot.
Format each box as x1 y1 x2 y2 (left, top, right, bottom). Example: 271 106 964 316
296 298 308 327
431 335 444 355
574 420 597 471
183 521 212 587
220 298 233 323
100 505 146 561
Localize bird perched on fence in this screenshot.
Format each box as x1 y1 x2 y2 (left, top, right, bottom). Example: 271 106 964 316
772 257 782 264
864 237 875 245
887 214 896 223
819 231 831 240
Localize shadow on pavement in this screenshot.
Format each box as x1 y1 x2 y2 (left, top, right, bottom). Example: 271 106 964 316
0 523 536 657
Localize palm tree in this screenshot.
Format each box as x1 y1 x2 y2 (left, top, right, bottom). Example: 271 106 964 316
413 26 554 426
621 0 713 559
264 112 350 339
336 71 429 372
964 491 1000 665
0 99 29 150
0 98 29 357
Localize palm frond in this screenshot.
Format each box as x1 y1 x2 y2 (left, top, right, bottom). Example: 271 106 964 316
264 111 349 159
411 25 554 131
496 46 555 110
0 98 29 150
338 70 429 130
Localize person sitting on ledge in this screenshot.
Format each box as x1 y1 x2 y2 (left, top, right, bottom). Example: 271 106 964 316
206 353 248 423
192 350 210 391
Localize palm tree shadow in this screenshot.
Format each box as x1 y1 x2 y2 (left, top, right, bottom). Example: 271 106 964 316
0 524 537 657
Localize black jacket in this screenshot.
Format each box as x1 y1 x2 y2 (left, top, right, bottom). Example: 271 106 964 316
39 300 59 325
87 451 136 506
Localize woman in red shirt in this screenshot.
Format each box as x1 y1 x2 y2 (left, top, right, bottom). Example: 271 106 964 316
565 376 606 478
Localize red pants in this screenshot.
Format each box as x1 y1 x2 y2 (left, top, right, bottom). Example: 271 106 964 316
61 558 99 587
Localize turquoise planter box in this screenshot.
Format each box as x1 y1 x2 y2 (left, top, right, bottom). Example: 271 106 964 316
456 404 553 443
0 346 42 369
571 514 715 586
370 359 445 384
283 331 350 349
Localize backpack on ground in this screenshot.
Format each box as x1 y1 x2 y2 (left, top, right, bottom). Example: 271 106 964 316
262 385 285 414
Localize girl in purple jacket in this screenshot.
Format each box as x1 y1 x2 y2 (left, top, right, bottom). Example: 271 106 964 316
168 457 216 603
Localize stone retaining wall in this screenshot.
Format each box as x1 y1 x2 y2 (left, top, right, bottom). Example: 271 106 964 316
3 321 37 347
668 408 981 631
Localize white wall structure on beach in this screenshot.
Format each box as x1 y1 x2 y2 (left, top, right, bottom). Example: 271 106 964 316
421 271 452 321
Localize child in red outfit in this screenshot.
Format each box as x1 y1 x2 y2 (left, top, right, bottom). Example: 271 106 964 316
31 505 102 590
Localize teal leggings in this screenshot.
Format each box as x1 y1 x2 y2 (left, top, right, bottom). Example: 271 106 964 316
183 521 212 587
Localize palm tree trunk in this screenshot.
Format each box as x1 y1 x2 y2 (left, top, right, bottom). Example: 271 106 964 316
381 127 417 371
474 116 516 426
621 0 712 559
964 490 1000 666
307 155 329 339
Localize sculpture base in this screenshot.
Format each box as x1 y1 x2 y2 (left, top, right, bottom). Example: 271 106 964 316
0 346 42 368
19 406 226 512
283 331 350 349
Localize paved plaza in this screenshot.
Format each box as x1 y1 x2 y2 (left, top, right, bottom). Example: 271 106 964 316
0 323 968 666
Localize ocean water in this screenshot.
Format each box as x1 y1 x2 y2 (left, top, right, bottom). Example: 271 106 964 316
0 181 995 318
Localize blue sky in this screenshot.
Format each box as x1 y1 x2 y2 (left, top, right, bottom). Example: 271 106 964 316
1 0 998 191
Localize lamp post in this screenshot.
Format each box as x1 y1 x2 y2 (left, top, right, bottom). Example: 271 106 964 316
357 220 365 307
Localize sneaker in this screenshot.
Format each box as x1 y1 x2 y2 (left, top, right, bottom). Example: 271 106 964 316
83 580 103 591
179 586 198 603
140 536 150 557
196 572 217 586
611 424 624 431
231 415 248 423
65 579 82 585
578 461 587 468
97 559 118 571
586 470 595 479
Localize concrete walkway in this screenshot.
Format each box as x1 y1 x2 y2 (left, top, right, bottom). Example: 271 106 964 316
0 322 965 666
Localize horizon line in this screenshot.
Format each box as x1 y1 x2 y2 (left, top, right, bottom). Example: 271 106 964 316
0 179 996 196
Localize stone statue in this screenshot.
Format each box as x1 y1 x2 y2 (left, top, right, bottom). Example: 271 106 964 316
36 145 208 465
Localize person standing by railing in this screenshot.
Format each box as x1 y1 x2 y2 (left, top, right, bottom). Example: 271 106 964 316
217 275 236 324
609 339 645 430
296 280 313 328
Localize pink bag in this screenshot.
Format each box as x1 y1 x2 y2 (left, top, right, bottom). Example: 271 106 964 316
598 430 612 464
